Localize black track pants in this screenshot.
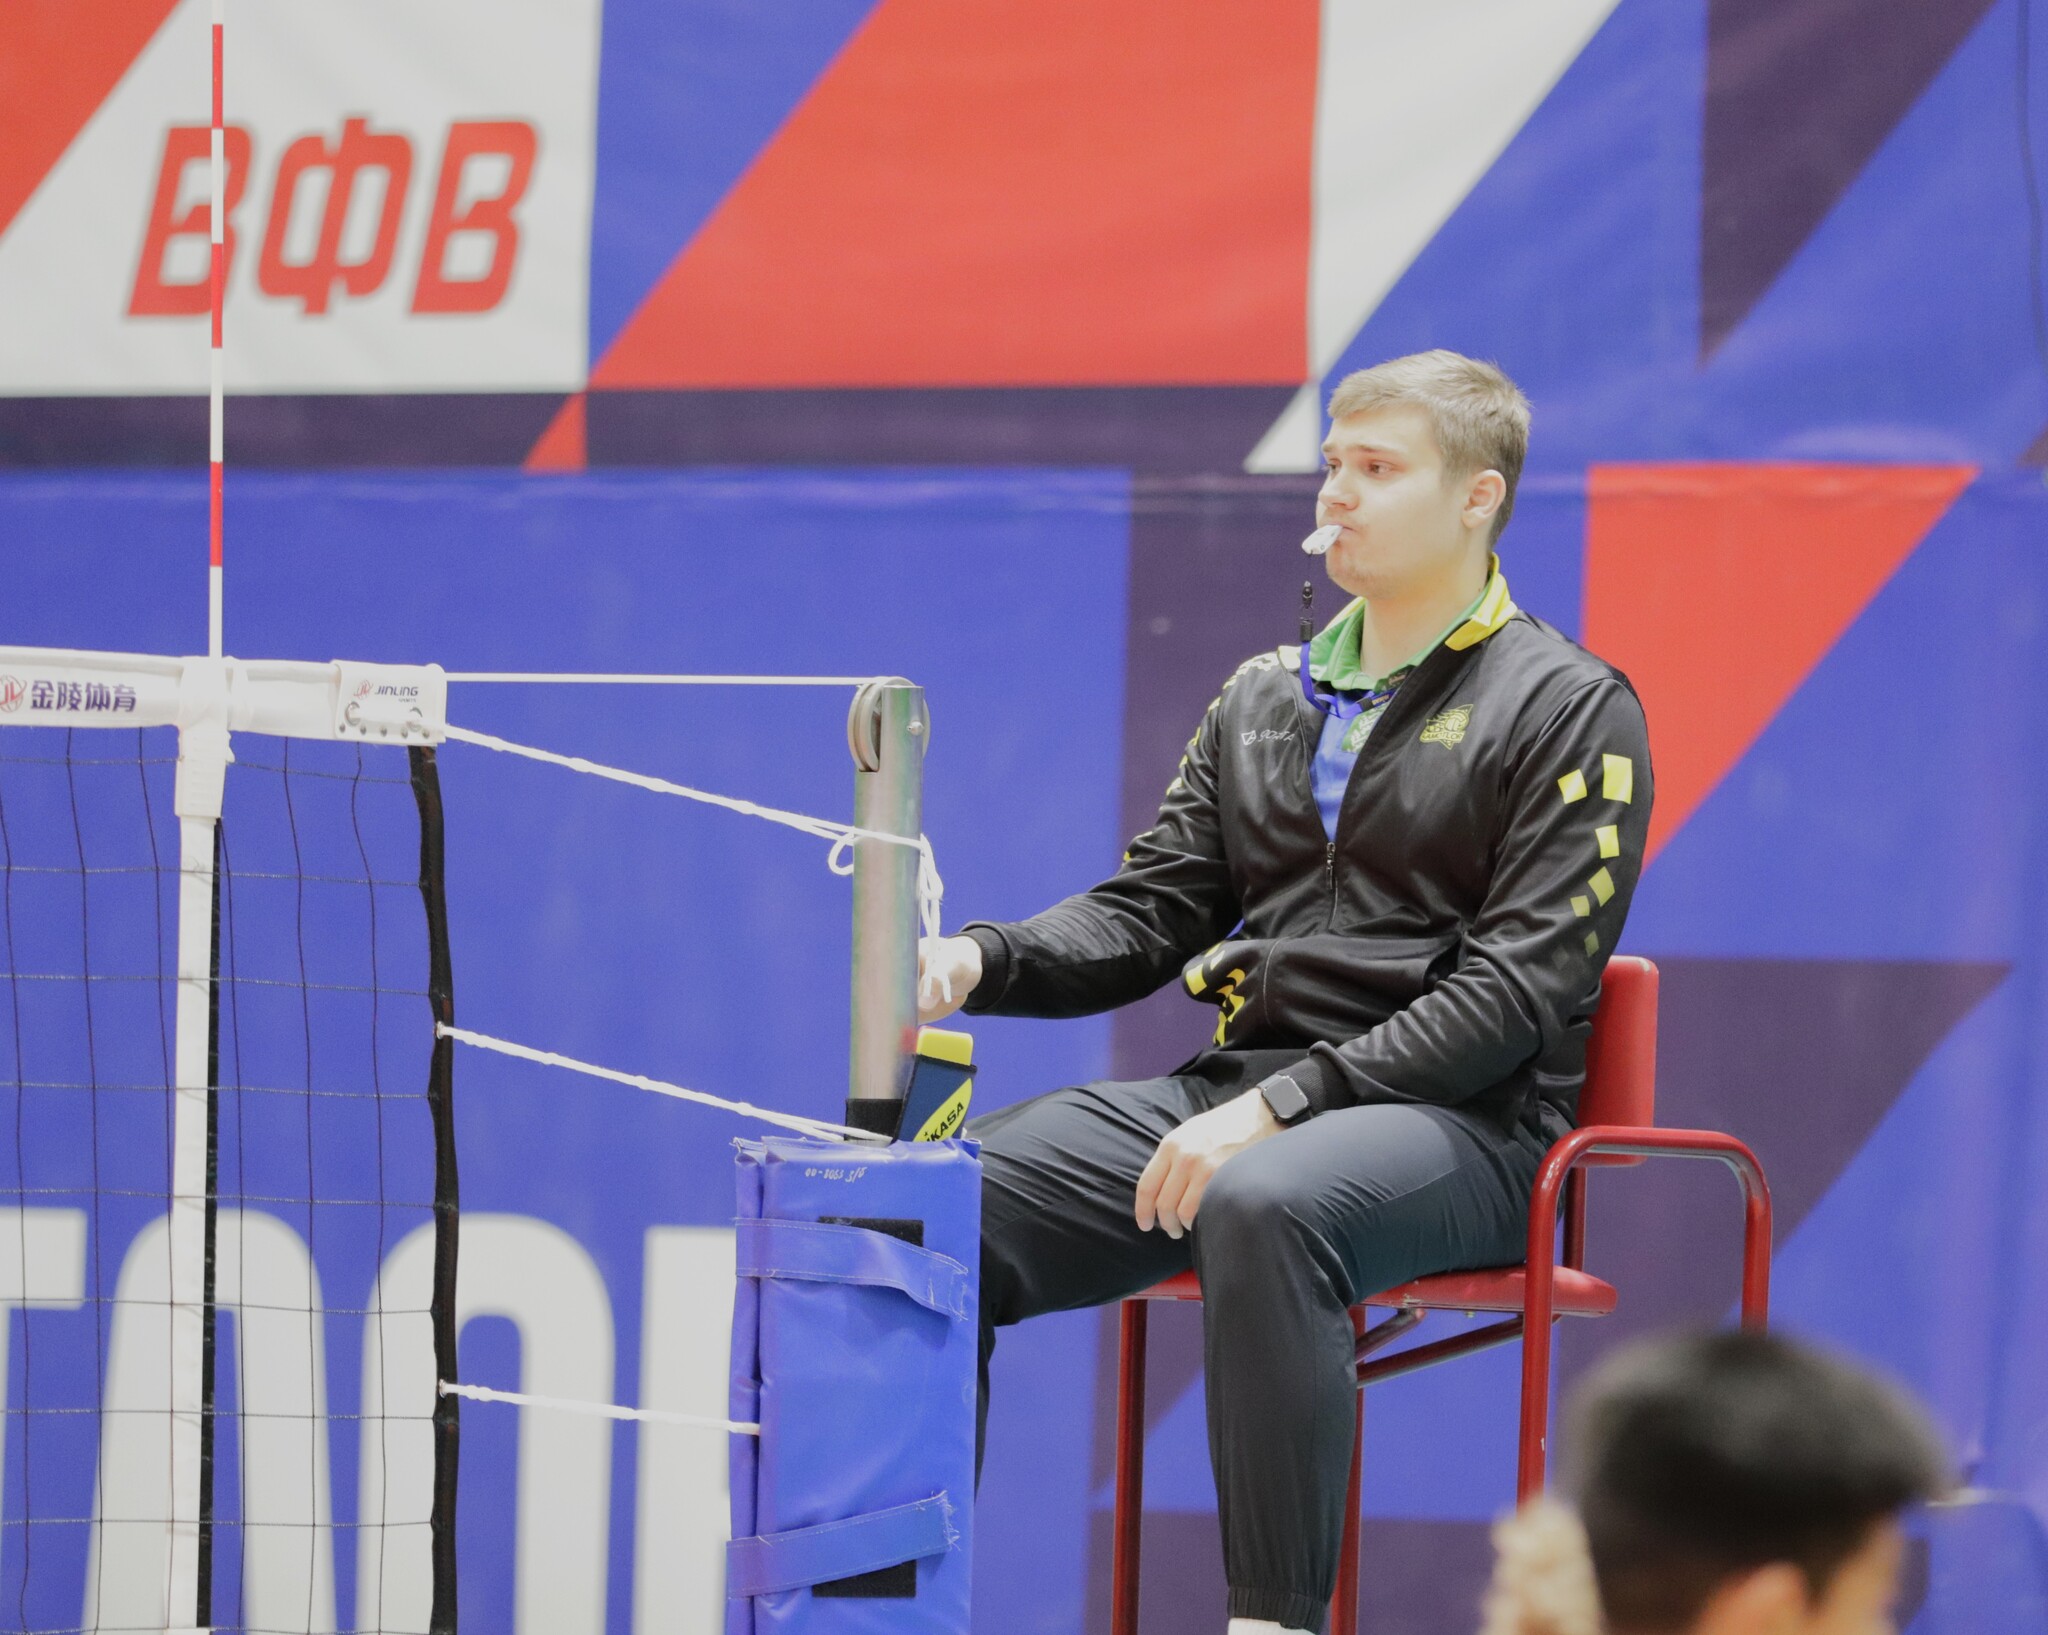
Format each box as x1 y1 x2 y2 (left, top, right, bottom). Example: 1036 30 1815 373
969 1074 1547 1633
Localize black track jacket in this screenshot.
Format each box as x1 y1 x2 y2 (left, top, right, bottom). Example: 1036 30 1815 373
960 579 1653 1135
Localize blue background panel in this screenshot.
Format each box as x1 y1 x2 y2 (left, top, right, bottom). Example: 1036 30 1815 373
2 467 1130 1632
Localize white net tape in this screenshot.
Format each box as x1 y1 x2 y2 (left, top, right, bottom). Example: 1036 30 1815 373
442 723 945 945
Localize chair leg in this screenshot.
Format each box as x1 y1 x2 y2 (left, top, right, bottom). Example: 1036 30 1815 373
1515 1309 1553 1503
1328 1385 1364 1635
1327 1303 1376 1635
1112 1301 1149 1635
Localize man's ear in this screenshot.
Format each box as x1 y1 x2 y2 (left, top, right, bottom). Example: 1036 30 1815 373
1463 469 1507 532
1692 1562 1810 1635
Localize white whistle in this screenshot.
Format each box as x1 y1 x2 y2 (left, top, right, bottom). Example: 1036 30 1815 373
1301 524 1341 556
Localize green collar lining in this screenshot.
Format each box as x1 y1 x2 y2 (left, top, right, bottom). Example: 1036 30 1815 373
1308 557 1517 691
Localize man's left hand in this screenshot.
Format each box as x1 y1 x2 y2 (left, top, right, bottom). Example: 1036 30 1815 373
1134 1088 1284 1240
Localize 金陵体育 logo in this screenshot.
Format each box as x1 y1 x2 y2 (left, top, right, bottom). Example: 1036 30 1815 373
20 679 139 715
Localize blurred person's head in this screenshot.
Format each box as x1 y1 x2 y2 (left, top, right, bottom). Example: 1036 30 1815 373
1316 351 1529 604
1479 1330 1950 1635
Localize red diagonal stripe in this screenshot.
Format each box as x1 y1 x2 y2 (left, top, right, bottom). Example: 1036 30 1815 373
525 393 587 473
1584 462 1975 862
592 0 1315 389
0 0 181 242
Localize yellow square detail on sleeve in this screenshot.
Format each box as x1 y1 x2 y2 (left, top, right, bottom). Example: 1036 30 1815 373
1601 754 1634 803
1596 824 1620 858
1571 895 1591 918
1588 867 1615 905
1558 769 1588 803
1584 931 1601 956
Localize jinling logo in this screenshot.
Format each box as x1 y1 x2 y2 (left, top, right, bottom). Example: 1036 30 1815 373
0 676 23 713
23 680 138 714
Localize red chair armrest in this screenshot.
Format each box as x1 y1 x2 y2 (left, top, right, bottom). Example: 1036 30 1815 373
1513 1124 1773 1501
1527 1125 1773 1329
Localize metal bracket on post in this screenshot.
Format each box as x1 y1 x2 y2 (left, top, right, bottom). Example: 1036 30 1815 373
846 678 928 1133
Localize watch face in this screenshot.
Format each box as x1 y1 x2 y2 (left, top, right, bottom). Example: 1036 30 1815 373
1263 1074 1310 1124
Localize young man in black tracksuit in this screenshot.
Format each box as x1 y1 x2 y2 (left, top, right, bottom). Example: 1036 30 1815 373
918 350 1652 1635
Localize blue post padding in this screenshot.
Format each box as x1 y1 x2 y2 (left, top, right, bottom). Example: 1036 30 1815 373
726 1493 958 1599
728 1137 981 1635
734 1217 972 1317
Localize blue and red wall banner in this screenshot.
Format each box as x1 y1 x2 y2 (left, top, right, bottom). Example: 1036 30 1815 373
7 1 2048 1629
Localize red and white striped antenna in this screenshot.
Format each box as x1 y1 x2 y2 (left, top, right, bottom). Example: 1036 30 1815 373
207 0 224 657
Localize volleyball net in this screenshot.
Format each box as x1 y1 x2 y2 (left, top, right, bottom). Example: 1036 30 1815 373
0 646 944 1634
0 652 455 1635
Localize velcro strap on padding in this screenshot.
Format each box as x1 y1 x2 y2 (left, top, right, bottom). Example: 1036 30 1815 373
726 1492 956 1598
734 1218 971 1319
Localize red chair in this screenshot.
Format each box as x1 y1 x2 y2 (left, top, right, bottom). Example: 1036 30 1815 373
1109 956 1772 1635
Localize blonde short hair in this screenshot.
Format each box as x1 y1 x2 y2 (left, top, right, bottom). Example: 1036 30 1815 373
1326 350 1531 543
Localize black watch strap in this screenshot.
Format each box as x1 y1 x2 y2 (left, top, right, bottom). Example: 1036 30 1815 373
1259 1073 1313 1126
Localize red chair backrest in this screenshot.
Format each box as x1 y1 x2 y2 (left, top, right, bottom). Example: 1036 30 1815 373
1579 956 1658 1139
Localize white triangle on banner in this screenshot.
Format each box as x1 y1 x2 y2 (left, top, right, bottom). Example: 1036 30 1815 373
1245 0 1624 469
1245 382 1324 475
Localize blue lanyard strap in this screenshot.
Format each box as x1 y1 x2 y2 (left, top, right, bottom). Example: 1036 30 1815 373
1297 641 1402 721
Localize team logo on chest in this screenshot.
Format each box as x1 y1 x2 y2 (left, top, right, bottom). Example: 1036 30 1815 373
1419 704 1473 746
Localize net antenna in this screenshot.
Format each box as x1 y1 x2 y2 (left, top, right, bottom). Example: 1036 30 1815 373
0 647 452 1633
200 12 226 1610
207 0 225 659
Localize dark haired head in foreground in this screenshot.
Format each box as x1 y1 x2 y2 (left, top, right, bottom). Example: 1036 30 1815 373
1481 1331 1951 1635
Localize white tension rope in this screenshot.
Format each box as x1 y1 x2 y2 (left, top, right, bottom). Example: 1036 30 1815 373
440 1380 760 1436
437 1025 890 1145
441 723 945 946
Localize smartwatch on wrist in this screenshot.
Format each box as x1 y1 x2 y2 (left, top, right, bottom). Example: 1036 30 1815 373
1258 1072 1313 1127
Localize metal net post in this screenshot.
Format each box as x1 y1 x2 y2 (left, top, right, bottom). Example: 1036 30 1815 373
845 679 927 1131
170 665 231 1632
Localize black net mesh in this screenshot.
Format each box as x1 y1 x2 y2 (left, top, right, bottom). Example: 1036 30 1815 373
0 727 451 1634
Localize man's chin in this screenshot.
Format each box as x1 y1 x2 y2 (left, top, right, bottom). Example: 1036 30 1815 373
1325 549 1384 601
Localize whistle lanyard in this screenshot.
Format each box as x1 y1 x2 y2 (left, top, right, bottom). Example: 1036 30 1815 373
1297 642 1404 721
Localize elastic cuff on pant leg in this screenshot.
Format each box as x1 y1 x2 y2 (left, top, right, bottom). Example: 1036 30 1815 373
1227 1584 1329 1633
